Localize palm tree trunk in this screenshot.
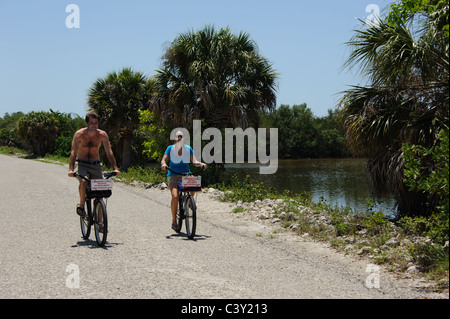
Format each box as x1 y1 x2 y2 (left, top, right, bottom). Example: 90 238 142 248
121 132 132 172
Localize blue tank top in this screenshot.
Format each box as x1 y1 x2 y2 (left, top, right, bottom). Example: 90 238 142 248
164 144 194 176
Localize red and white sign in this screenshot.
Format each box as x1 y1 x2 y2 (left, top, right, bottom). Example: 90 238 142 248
182 176 201 188
91 179 113 191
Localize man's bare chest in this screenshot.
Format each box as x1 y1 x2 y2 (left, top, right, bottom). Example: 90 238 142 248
80 135 101 149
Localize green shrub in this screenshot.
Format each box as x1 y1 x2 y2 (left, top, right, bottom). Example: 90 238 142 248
330 209 358 236
410 243 449 275
400 213 449 245
363 211 392 235
216 174 275 202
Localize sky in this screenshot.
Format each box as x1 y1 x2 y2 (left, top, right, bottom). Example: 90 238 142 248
0 0 393 119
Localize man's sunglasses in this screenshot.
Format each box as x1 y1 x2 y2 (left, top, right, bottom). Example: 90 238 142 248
177 135 183 139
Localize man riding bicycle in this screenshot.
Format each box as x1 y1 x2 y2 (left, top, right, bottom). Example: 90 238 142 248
161 131 207 231
67 111 120 217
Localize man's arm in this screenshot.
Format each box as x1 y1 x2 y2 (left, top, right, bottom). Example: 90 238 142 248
101 131 120 176
68 131 80 177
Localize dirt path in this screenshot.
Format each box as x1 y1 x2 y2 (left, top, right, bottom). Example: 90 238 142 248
0 154 447 299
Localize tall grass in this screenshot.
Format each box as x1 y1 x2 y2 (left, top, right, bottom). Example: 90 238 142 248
118 166 166 185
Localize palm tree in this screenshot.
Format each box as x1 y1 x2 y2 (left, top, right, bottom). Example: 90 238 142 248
150 26 278 129
87 67 155 171
339 4 449 217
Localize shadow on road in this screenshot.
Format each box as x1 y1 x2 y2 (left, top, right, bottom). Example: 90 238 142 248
71 239 123 250
165 233 211 241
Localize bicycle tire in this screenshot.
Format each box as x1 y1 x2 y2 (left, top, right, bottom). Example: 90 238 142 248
80 200 92 239
93 199 108 247
184 195 196 239
176 195 184 233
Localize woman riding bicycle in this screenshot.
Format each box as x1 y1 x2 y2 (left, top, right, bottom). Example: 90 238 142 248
161 131 207 231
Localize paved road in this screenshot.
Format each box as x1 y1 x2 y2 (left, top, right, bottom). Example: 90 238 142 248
0 154 445 300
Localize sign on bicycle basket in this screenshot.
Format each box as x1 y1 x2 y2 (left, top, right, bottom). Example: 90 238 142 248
182 176 201 190
91 179 113 191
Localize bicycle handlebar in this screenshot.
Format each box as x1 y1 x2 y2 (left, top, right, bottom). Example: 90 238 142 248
103 171 117 179
164 165 206 176
73 171 117 181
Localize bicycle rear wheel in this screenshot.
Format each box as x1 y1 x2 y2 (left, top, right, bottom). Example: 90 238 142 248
80 201 92 239
184 195 196 239
93 199 108 247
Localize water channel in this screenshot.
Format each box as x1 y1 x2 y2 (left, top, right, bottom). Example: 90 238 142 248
221 158 396 216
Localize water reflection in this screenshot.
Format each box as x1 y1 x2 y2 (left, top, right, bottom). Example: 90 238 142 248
223 158 396 215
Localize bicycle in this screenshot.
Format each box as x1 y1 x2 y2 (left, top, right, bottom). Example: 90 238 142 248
165 166 205 240
73 171 116 247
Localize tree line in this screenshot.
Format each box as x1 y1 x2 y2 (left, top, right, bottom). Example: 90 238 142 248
0 103 349 162
0 110 85 157
260 104 350 159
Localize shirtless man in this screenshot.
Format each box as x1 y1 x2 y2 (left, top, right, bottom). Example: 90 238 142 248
68 111 120 216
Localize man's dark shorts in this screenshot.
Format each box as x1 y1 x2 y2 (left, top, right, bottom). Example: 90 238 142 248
76 161 103 180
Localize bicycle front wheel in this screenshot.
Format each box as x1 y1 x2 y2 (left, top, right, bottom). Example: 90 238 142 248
80 201 92 239
175 195 184 233
184 195 196 239
93 199 108 247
